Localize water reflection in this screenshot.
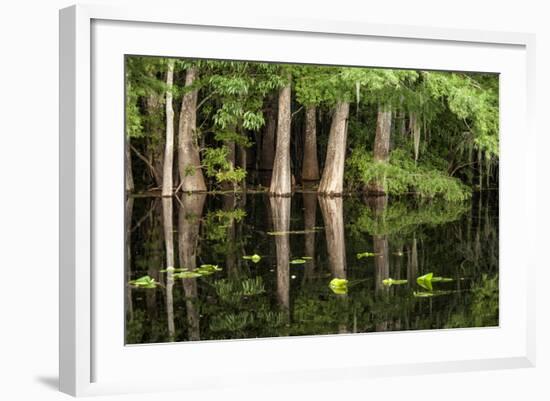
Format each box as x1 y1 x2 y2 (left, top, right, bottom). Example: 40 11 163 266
126 191 499 344
178 194 206 341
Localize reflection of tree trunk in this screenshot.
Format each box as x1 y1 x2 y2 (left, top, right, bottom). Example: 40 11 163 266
407 237 418 288
365 195 389 293
177 67 207 192
373 235 389 294
367 106 392 194
270 76 292 195
177 193 206 341
146 199 161 315
260 95 277 171
319 102 349 195
162 197 175 339
302 105 319 181
303 193 317 280
125 197 134 320
223 194 239 278
269 196 291 313
162 60 175 196
319 197 346 278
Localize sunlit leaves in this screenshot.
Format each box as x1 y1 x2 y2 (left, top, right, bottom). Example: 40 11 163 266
243 254 262 263
329 278 349 295
128 275 158 289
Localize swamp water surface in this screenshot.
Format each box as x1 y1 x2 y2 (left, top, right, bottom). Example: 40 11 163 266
125 191 498 344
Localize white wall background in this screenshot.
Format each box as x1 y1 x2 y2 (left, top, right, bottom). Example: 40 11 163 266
0 0 547 399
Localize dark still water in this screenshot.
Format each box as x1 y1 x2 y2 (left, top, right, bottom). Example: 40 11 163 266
125 192 498 344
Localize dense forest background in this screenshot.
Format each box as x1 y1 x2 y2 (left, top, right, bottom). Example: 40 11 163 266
125 57 499 199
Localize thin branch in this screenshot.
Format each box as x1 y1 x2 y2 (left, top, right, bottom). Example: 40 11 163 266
130 144 160 182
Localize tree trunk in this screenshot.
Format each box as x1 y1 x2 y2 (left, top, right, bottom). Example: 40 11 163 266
162 61 175 196
302 105 320 181
367 106 392 194
177 193 206 341
269 196 291 314
125 143 134 192
260 95 277 171
161 197 175 339
177 67 207 192
318 102 349 195
319 196 346 279
269 77 292 196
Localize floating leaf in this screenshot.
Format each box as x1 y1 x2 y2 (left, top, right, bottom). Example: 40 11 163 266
432 276 454 283
159 267 188 273
416 272 434 291
382 278 408 286
413 290 454 298
301 256 313 260
357 252 375 259
173 271 202 279
243 254 262 263
290 259 306 265
329 278 348 295
197 264 222 275
129 275 158 289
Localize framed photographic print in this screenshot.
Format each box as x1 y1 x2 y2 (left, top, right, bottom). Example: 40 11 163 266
59 4 536 396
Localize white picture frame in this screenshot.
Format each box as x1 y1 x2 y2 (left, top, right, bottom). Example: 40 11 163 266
59 4 536 397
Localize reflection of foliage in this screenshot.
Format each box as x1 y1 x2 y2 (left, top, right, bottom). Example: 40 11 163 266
346 148 471 201
347 197 469 238
203 208 246 241
444 274 499 328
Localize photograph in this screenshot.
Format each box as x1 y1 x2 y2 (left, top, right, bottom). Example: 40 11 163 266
124 56 499 344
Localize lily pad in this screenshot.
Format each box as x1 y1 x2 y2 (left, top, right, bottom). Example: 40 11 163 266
129 275 158 289
243 254 262 263
197 264 222 275
357 252 375 259
413 290 454 298
290 259 306 265
301 256 313 260
382 278 408 286
416 272 434 291
329 278 348 295
173 271 202 279
159 267 188 273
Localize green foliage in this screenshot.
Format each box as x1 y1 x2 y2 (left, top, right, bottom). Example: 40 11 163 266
346 148 472 201
329 278 349 295
128 275 158 289
382 278 408 286
357 251 375 259
243 254 262 263
202 146 247 185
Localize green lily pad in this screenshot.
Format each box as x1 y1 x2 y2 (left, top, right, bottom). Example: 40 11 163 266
357 252 375 259
290 259 306 265
329 278 348 295
382 278 408 286
416 272 434 291
301 256 313 260
129 275 158 289
413 290 454 298
173 271 202 279
197 264 222 275
243 254 262 263
432 277 454 283
159 267 188 273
